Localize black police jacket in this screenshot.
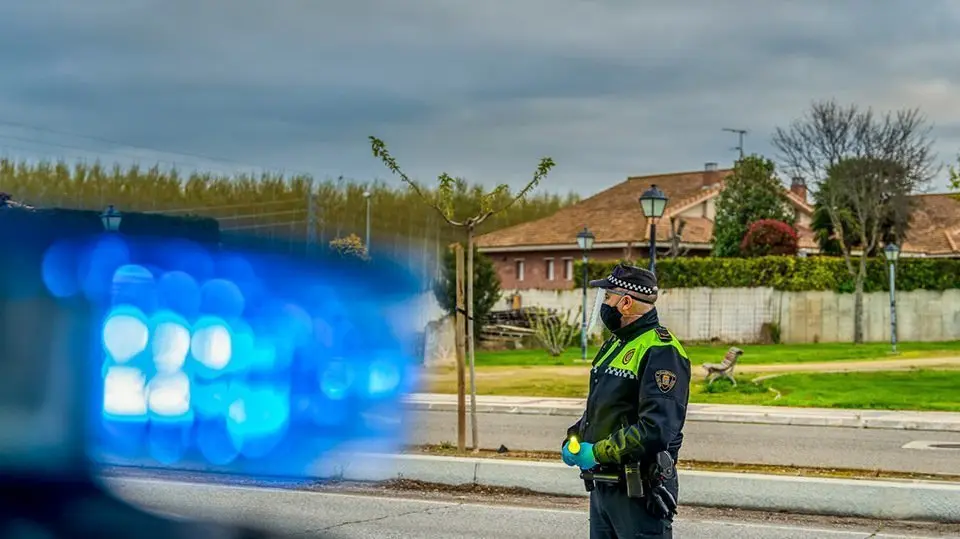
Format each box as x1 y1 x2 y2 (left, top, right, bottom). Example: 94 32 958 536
567 309 692 466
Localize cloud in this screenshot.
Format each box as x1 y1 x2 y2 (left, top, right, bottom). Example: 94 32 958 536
0 0 958 195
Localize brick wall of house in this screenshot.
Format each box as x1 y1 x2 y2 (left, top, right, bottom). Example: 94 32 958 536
487 247 691 291
487 246 712 291
487 248 614 291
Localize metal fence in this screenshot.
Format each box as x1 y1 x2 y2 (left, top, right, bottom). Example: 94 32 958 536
151 194 447 293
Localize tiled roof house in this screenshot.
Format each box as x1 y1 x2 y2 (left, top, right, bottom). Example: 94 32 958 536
475 163 960 290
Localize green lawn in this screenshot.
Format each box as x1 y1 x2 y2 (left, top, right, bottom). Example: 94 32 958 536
429 369 960 411
475 341 960 367
695 370 960 411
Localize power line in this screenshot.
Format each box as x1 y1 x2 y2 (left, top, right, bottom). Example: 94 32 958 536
722 128 747 159
0 133 210 173
222 219 307 232
0 118 314 177
148 198 304 215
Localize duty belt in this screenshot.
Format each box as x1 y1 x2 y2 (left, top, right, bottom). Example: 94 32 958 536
579 452 679 520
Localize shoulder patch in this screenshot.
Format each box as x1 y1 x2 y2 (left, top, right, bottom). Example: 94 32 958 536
621 349 635 365
655 326 672 342
655 370 677 393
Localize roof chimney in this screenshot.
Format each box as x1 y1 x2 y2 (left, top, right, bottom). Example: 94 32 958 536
703 162 721 187
790 175 807 202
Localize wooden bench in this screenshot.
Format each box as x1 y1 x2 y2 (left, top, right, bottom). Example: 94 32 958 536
701 347 743 386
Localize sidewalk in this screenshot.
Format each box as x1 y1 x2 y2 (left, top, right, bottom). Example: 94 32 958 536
404 393 960 432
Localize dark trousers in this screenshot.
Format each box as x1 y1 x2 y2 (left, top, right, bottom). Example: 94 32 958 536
588 483 673 538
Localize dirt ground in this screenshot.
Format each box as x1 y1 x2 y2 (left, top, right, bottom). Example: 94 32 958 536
310 478 960 537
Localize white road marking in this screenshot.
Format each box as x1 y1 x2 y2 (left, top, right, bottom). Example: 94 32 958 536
695 519 933 538
902 440 960 451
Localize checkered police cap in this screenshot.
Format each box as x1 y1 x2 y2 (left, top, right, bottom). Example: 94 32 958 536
588 263 658 302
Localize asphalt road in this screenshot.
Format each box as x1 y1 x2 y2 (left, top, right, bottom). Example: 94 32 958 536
107 477 956 539
405 410 960 474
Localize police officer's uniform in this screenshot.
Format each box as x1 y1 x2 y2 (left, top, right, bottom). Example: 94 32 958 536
565 264 691 538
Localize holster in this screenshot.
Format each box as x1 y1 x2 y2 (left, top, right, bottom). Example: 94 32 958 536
643 451 679 519
624 463 644 498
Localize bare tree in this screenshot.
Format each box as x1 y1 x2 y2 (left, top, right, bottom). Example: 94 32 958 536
772 100 938 187
771 100 939 344
951 155 960 196
369 136 555 451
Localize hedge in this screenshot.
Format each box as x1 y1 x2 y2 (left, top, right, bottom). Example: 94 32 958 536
575 256 960 293
118 211 220 245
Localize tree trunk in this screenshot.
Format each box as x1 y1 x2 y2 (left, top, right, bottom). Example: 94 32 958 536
853 254 867 344
454 244 466 452
466 227 479 452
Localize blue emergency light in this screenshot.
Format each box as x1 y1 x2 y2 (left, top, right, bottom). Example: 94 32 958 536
38 225 423 477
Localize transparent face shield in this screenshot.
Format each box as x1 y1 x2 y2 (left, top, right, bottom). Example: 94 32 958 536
586 287 608 335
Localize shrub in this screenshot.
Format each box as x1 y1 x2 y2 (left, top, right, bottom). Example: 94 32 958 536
712 155 795 257
525 307 582 356
329 234 369 260
434 244 502 325
576 256 960 293
740 219 798 257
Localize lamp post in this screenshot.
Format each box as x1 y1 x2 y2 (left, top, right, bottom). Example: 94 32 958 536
884 243 900 353
363 190 372 254
576 227 595 361
100 205 122 232
638 184 668 273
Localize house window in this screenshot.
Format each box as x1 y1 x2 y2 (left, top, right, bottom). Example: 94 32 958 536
545 258 555 281
563 258 574 280
515 259 525 282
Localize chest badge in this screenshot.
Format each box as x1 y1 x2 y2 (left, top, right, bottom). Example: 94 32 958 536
655 370 677 393
621 349 635 365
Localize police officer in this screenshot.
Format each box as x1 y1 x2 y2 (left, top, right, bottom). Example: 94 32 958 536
561 263 691 538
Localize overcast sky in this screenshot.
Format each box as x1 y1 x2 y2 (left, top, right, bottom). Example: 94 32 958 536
1 0 958 197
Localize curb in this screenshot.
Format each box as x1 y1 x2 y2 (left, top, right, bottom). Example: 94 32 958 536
318 453 960 523
103 453 960 522
403 400 960 432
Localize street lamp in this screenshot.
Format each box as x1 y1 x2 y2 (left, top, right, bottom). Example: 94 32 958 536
638 184 668 273
576 227 595 361
883 243 900 353
100 205 122 232
363 190 372 254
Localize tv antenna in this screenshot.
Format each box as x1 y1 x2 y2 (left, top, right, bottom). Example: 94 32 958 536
722 128 747 159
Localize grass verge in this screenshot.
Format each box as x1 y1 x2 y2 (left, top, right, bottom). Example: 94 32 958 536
427 369 960 411
410 444 960 483
696 370 960 410
475 341 960 367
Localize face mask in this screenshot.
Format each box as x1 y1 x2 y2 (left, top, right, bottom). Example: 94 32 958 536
600 302 623 331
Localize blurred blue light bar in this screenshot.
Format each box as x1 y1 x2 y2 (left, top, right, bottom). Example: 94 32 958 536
33 224 424 478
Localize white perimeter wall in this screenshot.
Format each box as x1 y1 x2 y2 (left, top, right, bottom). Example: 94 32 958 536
486 287 960 344
416 287 960 365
